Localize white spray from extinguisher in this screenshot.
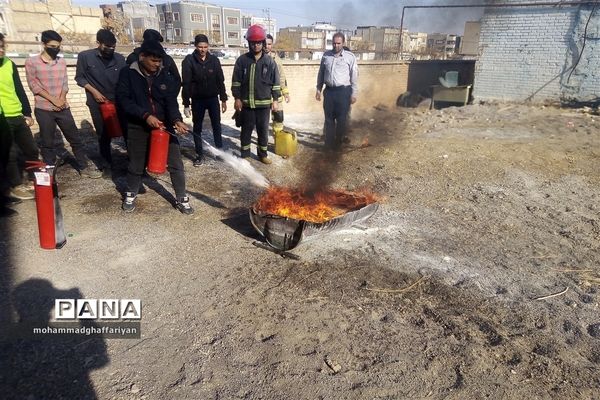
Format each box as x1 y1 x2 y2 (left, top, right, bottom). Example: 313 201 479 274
201 139 270 188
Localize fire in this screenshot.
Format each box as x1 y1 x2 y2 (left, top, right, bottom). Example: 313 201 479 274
254 186 379 224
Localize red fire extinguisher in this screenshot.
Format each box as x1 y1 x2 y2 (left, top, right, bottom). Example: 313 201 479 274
99 101 123 138
26 161 67 250
147 127 170 174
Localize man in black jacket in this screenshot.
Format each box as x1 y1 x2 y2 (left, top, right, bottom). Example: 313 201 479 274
116 40 193 214
126 29 181 90
181 34 227 166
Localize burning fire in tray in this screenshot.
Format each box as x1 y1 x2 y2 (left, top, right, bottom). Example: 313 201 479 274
253 186 379 224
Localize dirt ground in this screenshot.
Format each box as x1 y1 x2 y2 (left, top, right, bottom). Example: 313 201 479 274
1 102 599 399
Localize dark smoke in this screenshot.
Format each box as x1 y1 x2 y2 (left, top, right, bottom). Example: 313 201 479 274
307 0 485 35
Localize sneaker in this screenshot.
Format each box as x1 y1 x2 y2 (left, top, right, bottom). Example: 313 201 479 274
81 167 103 179
175 196 194 215
193 155 204 167
9 184 35 200
259 157 272 165
122 192 136 212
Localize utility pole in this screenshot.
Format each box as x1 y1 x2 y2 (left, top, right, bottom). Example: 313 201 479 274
263 8 271 35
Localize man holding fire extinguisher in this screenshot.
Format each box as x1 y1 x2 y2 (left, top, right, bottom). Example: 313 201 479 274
75 29 126 176
116 40 193 214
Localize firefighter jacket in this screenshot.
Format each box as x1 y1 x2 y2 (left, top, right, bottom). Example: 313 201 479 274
116 62 182 130
181 51 228 107
231 52 281 109
269 52 289 98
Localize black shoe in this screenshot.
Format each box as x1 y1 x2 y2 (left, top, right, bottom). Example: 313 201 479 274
193 155 204 167
240 151 251 159
175 196 194 215
122 192 136 213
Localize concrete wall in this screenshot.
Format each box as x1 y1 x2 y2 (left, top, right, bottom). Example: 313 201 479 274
14 59 409 135
474 2 599 103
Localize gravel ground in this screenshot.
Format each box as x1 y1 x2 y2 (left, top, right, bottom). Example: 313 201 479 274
1 103 599 399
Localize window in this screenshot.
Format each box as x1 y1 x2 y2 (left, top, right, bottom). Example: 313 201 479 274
190 13 204 23
174 28 181 37
211 14 220 29
173 12 180 22
227 17 238 25
227 31 239 39
159 14 164 22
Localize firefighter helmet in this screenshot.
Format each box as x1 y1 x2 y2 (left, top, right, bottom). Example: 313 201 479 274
246 25 266 42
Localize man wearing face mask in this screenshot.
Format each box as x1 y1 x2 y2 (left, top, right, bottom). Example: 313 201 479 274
25 30 102 178
75 29 126 175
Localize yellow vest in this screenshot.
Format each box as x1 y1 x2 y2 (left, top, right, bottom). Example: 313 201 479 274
0 57 24 117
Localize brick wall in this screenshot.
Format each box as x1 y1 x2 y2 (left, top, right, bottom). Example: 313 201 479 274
473 2 599 103
15 59 408 134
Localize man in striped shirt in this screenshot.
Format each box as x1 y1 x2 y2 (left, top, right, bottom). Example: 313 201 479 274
25 30 101 178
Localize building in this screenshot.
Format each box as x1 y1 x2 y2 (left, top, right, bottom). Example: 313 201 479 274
278 26 324 50
459 21 480 56
117 0 159 43
241 14 276 39
277 22 353 51
156 1 242 46
426 33 458 59
408 32 428 54
2 0 102 44
474 3 599 103
355 26 408 56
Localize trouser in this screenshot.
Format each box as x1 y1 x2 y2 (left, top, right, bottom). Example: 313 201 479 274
240 107 270 158
0 114 11 193
192 97 222 155
34 108 90 169
126 124 186 199
6 116 39 187
271 98 284 132
87 102 113 166
323 86 352 148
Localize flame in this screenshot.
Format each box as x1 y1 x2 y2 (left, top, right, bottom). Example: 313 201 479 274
254 186 379 223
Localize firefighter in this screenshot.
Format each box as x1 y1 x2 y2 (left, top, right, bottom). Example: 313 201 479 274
231 25 281 164
265 34 290 133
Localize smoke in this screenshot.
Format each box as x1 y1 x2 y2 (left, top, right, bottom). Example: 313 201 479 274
306 0 485 35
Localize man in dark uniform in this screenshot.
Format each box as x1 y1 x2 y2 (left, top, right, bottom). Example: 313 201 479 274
181 34 227 166
116 40 193 214
231 25 280 164
75 29 126 173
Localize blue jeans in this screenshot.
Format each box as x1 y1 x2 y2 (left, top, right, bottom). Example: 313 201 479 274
192 97 222 155
323 86 351 149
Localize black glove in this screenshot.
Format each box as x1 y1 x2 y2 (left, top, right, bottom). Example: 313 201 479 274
232 110 242 127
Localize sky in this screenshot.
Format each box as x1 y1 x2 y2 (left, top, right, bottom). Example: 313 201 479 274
77 0 485 35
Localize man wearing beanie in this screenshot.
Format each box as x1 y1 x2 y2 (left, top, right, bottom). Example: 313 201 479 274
116 40 193 214
181 34 228 166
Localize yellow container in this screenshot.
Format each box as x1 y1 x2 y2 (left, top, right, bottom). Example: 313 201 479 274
274 129 297 157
